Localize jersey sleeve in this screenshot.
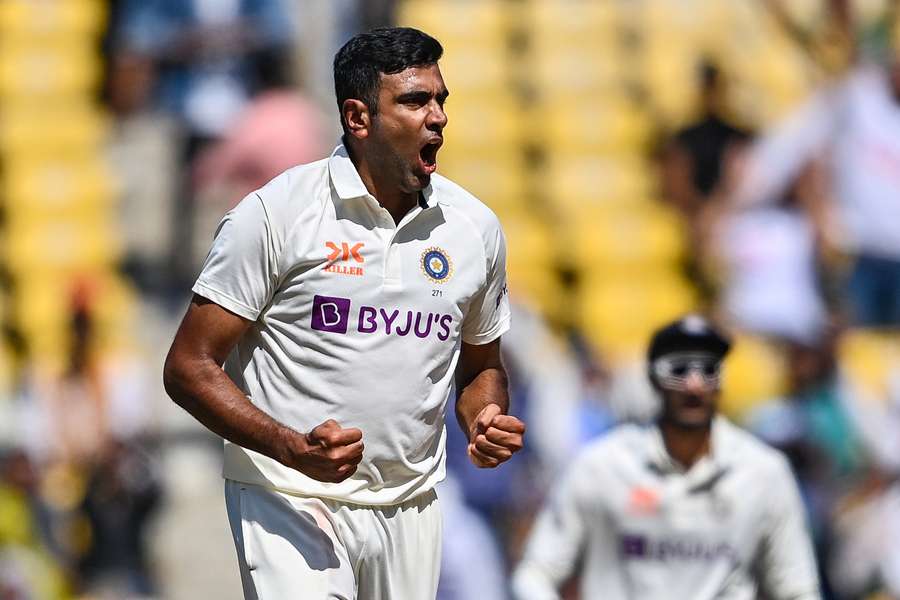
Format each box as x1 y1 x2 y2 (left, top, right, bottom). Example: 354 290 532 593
755 457 822 600
460 224 511 345
192 192 280 321
511 467 591 600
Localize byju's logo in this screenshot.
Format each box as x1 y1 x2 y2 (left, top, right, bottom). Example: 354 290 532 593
311 295 351 333
309 294 454 341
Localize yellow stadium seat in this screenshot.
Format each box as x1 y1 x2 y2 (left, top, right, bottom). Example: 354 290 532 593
542 155 657 209
720 334 788 420
92 277 139 354
398 0 510 45
0 0 106 37
504 214 557 274
705 2 817 127
532 98 653 154
0 103 108 155
0 41 102 99
11 271 136 363
838 329 900 402
563 202 687 270
641 40 702 128
440 94 522 148
526 1 620 46
3 156 115 222
438 151 529 212
503 214 563 314
3 217 123 276
529 44 625 96
437 44 509 93
577 275 698 361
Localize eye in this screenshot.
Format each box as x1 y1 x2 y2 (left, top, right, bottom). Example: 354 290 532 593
702 365 718 377
671 365 689 377
398 93 430 108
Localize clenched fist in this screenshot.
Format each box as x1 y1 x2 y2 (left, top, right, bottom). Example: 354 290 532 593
467 404 525 468
279 419 364 483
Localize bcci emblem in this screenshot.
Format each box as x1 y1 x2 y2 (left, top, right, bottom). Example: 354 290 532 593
421 247 453 283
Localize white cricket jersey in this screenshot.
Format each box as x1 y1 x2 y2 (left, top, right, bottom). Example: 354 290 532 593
512 418 821 600
192 144 510 505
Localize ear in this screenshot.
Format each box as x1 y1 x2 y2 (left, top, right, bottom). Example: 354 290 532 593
648 371 662 393
342 99 370 140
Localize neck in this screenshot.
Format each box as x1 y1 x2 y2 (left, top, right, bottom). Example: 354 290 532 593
659 420 712 469
346 139 418 224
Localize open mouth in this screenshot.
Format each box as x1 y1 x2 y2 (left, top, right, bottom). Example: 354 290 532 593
681 395 706 409
419 139 441 173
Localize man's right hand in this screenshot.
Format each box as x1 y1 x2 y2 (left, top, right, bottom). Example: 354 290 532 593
279 419 364 483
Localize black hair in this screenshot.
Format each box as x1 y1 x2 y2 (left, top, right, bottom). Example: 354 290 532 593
333 27 443 132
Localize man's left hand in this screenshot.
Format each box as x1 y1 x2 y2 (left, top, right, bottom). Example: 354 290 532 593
467 403 525 468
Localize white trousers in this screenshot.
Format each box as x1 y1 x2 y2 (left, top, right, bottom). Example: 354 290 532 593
224 480 442 600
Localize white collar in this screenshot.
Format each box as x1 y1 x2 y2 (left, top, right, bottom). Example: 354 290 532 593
327 143 437 208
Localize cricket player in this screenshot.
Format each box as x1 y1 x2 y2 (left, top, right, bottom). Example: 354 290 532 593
512 315 821 600
163 27 525 599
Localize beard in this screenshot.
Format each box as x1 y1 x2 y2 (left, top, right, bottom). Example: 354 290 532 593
659 396 716 431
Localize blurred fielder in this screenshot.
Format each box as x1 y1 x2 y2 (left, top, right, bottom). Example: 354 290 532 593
164 27 524 599
512 315 820 600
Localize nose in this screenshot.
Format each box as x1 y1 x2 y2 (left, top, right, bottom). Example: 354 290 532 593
427 101 447 132
684 370 707 393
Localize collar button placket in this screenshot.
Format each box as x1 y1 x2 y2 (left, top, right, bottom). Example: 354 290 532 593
381 212 400 285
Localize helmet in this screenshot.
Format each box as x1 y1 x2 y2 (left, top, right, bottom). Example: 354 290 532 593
647 314 731 363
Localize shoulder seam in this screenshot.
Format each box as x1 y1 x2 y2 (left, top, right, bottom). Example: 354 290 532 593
253 192 282 287
440 203 489 282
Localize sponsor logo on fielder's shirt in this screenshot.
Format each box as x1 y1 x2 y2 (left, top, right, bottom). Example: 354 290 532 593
627 486 660 515
620 533 738 563
325 241 364 276
311 294 453 340
310 295 352 333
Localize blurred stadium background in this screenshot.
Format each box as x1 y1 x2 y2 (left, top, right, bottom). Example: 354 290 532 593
1 0 899 598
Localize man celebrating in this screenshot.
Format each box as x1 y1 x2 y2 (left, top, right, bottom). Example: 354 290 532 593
512 315 820 600
163 27 524 599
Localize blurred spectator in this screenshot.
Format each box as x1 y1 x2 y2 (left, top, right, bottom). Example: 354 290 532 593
750 331 869 598
660 61 750 219
78 439 162 598
705 161 832 344
0 450 69 599
38 290 110 465
190 49 328 271
3 282 160 597
191 50 327 206
332 0 398 47
19 281 156 456
659 60 752 303
106 52 180 294
192 87 326 203
114 0 293 140
111 0 296 290
830 473 900 599
733 50 900 326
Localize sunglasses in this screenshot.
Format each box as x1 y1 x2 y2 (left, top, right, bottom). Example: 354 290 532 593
652 352 722 390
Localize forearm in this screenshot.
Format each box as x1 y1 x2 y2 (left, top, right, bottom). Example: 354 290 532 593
455 365 509 439
163 355 293 464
